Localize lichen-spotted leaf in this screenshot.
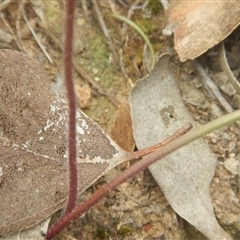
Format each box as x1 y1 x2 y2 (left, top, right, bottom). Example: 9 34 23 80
0 49 127 235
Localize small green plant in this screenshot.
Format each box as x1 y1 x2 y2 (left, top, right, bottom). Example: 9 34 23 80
119 225 132 235
97 228 106 239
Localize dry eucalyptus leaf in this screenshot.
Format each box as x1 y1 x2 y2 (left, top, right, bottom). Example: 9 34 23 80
163 1 240 62
129 54 231 239
0 49 127 235
111 102 135 152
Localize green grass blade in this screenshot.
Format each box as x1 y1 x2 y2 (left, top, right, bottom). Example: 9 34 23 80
109 14 156 69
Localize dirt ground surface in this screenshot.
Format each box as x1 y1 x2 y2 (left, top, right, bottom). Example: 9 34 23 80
0 0 239 239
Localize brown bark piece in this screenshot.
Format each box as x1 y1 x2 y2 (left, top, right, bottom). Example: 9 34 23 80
164 0 240 61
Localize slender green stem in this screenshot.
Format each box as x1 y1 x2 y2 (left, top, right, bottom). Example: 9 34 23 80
109 14 155 69
179 110 240 145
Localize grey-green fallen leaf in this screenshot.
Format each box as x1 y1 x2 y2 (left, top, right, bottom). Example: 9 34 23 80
129 54 231 240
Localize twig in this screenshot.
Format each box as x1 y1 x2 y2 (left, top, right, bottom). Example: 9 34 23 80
119 48 130 80
21 7 53 64
107 0 118 14
15 0 25 52
121 0 149 37
0 12 23 51
110 14 155 70
194 59 233 113
160 0 169 11
91 0 119 64
125 122 193 162
121 0 141 38
115 0 129 9
129 0 148 12
127 0 142 19
0 0 12 12
132 58 142 78
81 0 89 17
218 41 240 95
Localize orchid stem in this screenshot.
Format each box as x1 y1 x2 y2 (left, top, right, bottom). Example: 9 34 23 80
46 0 77 239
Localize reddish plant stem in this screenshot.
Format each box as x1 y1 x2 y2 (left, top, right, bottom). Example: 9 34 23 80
126 123 193 162
62 0 77 217
45 124 192 239
46 1 77 238
51 0 77 221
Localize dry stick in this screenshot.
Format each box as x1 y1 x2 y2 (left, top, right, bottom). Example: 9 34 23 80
107 0 118 14
122 0 145 38
122 0 140 35
21 8 53 64
121 0 141 41
0 0 12 12
15 0 25 52
45 123 192 239
218 41 240 95
119 0 150 78
119 48 130 80
160 0 169 11
115 0 130 8
81 0 89 17
128 123 193 161
91 0 119 64
194 59 233 113
0 13 23 51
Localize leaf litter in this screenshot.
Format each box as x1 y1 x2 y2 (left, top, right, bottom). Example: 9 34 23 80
0 0 240 239
0 50 172 238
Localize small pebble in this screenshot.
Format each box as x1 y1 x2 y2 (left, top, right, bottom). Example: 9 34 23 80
224 158 239 175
